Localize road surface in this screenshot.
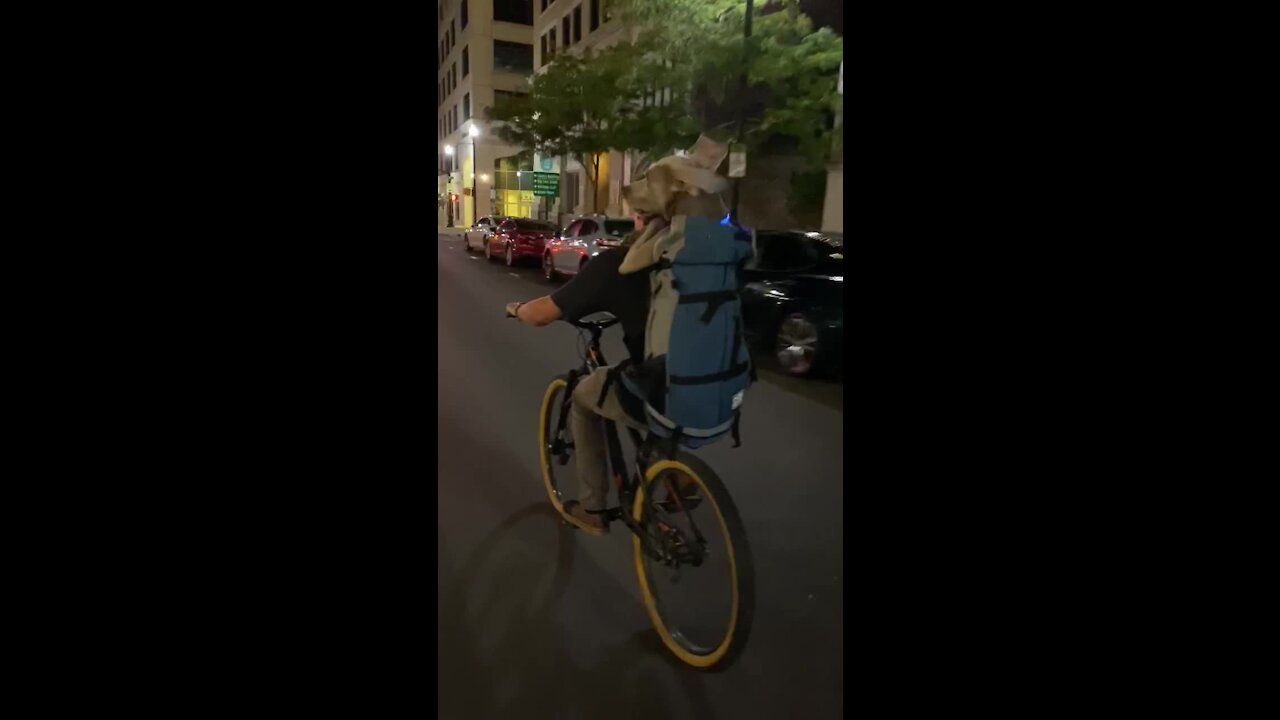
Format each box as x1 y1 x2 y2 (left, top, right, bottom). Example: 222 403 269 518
437 232 844 719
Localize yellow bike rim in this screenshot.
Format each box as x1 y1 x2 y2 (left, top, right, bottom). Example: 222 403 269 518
632 459 740 668
538 377 569 514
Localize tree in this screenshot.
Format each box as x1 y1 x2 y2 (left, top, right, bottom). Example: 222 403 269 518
487 44 698 212
610 0 843 168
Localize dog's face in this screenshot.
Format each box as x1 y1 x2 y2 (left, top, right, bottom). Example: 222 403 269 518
622 135 730 219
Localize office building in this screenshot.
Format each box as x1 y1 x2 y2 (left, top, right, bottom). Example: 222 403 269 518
438 0 536 227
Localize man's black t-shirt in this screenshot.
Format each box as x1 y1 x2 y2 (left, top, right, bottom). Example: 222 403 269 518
550 249 649 364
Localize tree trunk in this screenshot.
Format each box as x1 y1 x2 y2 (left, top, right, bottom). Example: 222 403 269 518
591 154 600 213
579 152 599 214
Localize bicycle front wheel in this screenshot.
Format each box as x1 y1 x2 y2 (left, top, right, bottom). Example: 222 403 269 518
538 375 574 513
632 454 755 671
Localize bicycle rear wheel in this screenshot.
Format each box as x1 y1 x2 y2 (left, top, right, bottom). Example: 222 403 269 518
632 454 755 671
538 375 574 513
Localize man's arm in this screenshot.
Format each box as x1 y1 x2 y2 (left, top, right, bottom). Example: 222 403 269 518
506 296 562 327
507 251 618 328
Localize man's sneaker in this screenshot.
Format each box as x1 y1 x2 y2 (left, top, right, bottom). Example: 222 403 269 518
562 501 608 536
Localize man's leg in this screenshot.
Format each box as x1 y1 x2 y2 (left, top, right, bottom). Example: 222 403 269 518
565 367 645 534
569 369 611 521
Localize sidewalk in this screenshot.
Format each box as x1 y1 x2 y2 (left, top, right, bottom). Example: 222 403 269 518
437 226 465 236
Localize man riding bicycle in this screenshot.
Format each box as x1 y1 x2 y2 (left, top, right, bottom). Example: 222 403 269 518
506 212 656 535
507 136 736 536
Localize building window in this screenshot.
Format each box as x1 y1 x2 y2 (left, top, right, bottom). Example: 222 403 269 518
454 105 459 129
573 5 582 42
540 35 547 65
452 63 457 88
549 28 556 57
461 0 469 29
462 46 469 77
463 93 471 121
590 0 599 31
541 0 549 12
494 40 534 73
494 0 534 25
562 16 570 47
494 89 528 110
603 0 611 22
451 21 456 46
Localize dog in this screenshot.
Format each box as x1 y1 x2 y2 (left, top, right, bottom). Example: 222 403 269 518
619 134 731 274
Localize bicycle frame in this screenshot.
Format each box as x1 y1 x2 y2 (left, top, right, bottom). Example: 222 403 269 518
552 321 670 559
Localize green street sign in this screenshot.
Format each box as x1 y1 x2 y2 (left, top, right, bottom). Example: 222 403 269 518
533 172 559 197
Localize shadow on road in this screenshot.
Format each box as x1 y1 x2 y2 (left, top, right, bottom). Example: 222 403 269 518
438 503 719 720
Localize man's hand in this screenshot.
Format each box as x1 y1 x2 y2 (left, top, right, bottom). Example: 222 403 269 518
505 296 562 327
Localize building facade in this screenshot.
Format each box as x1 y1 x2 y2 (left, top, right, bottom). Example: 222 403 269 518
437 0 536 227
532 0 637 227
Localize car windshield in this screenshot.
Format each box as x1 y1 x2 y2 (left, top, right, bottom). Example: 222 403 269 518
604 219 635 237
515 219 556 232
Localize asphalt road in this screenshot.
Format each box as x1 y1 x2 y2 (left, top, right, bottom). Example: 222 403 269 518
437 232 844 719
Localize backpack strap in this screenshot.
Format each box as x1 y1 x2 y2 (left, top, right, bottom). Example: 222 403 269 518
596 358 636 410
669 362 750 385
678 290 738 324
666 425 683 459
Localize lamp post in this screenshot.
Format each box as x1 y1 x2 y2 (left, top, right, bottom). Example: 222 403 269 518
444 144 455 227
730 0 754 223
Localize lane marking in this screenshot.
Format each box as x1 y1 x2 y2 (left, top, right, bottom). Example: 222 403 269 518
508 273 519 277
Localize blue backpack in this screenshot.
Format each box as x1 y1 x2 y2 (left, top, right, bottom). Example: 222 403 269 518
620 215 755 449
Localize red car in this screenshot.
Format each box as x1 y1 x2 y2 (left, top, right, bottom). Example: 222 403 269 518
484 218 558 267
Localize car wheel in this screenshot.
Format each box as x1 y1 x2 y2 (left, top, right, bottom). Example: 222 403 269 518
579 257 589 274
544 253 559 281
506 245 515 267
775 313 820 377
485 240 493 261
463 234 471 251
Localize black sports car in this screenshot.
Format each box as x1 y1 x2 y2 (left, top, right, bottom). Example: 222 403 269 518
741 230 844 377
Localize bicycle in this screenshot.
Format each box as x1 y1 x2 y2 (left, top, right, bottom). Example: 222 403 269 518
532 312 756 671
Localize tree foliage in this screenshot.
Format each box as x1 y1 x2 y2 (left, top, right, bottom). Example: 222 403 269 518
612 0 843 166
485 0 842 197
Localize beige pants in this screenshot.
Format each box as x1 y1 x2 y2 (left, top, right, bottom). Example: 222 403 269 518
571 367 648 511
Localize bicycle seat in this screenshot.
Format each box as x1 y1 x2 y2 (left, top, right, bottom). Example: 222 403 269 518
567 313 619 330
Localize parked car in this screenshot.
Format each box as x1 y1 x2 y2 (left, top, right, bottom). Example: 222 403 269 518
740 230 844 378
462 216 511 253
542 214 636 281
485 217 559 266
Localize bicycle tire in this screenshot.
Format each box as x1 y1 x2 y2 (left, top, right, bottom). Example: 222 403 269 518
538 375 573 513
632 454 756 671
